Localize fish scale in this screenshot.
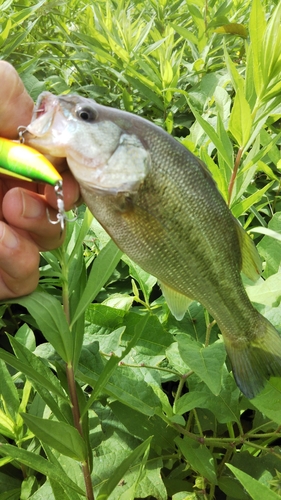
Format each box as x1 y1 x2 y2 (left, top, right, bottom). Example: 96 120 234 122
25 91 281 399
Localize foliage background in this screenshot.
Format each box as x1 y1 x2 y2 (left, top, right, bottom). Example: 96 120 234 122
0 0 281 499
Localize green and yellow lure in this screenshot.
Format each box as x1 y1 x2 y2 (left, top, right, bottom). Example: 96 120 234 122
0 137 67 232
0 137 62 185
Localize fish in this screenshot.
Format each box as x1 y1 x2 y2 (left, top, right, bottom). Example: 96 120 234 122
25 91 281 399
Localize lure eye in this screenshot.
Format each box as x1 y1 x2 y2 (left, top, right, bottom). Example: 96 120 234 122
76 106 97 122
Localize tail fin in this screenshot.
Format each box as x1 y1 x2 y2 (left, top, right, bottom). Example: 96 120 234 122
224 316 281 399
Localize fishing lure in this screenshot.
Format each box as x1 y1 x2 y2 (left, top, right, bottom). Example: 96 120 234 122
0 135 68 232
0 135 62 185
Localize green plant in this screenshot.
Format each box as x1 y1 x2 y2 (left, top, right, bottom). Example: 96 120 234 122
0 0 281 499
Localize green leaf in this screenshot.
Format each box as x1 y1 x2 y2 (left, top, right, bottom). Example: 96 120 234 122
252 226 281 243
21 414 87 462
110 401 177 452
248 0 266 98
0 344 67 403
175 369 240 424
8 290 73 363
200 147 228 200
71 239 122 327
85 304 172 365
231 181 274 218
174 392 208 415
68 208 94 265
257 212 281 278
228 89 252 147
96 436 152 500
78 345 161 417
215 23 247 38
246 272 281 309
170 22 197 44
125 75 164 110
122 255 157 303
251 378 281 424
14 323 36 351
177 336 226 395
188 101 233 170
0 409 15 440
0 471 21 497
216 112 234 183
175 436 217 484
262 2 281 87
0 18 12 46
81 313 154 416
29 478 70 500
227 464 280 500
44 446 84 500
0 445 85 496
223 44 245 95
0 359 20 420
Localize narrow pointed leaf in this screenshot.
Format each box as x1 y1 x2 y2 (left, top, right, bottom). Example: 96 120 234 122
8 290 73 363
248 0 266 97
0 445 85 495
21 414 87 462
0 347 68 402
229 89 252 147
96 437 152 500
71 239 122 326
227 464 280 500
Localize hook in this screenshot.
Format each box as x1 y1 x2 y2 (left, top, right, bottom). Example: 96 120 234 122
16 127 77 236
47 180 77 236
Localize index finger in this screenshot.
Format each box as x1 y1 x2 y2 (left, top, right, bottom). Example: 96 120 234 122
0 61 34 139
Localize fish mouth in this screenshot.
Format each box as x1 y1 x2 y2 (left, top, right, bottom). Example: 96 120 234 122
27 92 59 137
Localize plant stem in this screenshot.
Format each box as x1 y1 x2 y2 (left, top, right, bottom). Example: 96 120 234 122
217 446 235 478
193 408 204 437
174 372 193 403
208 482 216 500
110 357 183 377
205 319 216 347
66 363 83 434
82 463 95 500
60 248 95 500
228 147 243 206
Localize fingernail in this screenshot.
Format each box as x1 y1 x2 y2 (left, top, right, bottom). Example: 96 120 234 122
0 223 18 249
21 191 44 218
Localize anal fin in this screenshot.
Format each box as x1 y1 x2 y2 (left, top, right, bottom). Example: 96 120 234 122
159 282 193 320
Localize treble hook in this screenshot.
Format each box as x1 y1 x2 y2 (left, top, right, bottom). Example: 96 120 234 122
47 180 77 236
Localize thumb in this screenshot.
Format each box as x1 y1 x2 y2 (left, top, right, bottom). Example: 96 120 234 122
0 61 34 139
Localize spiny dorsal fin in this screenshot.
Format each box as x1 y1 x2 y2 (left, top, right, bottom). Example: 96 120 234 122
234 218 262 282
159 282 193 320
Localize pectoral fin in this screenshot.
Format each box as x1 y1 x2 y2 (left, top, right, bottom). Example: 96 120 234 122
234 218 262 282
159 282 193 320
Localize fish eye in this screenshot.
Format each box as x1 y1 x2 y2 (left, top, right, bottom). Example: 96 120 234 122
76 106 97 122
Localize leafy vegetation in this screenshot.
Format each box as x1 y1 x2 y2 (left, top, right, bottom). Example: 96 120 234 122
1 0 281 498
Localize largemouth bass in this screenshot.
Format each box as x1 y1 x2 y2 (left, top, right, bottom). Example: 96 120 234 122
26 92 281 399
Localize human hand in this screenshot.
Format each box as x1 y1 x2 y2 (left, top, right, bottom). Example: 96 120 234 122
0 61 80 299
